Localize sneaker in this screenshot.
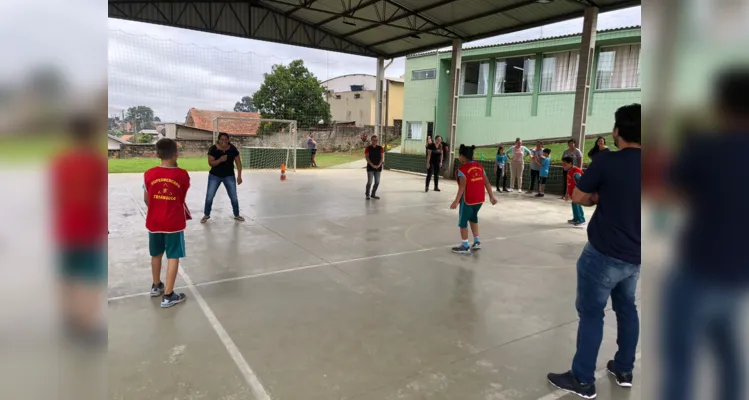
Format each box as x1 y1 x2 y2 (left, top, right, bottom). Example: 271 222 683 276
574 221 587 228
425 187 429 192
547 371 597 399
434 188 441 192
506 188 514 193
472 241 481 250
371 195 380 200
517 189 523 193
503 188 509 192
535 193 545 198
161 292 187 308
451 244 472 255
606 361 633 388
366 194 370 200
567 219 577 224
150 282 165 297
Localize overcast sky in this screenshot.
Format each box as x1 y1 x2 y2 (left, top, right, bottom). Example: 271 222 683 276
108 6 640 122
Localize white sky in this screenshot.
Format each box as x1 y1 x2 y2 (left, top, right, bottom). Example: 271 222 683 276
107 6 640 122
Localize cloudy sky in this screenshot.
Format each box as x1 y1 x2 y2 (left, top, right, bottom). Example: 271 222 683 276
108 6 640 122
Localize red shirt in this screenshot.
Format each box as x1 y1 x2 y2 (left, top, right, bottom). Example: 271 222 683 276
51 149 107 246
457 161 486 205
144 166 191 233
567 166 584 196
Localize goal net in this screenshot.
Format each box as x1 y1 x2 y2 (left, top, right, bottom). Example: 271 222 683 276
213 117 298 171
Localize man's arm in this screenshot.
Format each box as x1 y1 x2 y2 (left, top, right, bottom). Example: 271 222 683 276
571 187 596 206
378 151 385 168
574 160 603 206
365 149 374 167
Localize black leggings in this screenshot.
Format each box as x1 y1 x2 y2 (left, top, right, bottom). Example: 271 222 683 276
426 164 440 189
495 166 507 190
529 169 540 191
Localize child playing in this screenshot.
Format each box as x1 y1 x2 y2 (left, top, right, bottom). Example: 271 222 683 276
561 156 586 227
144 138 191 308
450 145 499 254
533 148 551 197
495 146 508 193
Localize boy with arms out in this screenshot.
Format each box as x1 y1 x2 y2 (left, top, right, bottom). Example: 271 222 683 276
562 156 586 227
450 145 498 254
144 138 190 308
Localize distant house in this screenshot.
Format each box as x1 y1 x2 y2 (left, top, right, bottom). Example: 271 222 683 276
108 134 128 157
121 134 134 142
185 108 261 136
138 129 164 143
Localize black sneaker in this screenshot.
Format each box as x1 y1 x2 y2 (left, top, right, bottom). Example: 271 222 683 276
161 292 187 308
366 194 371 200
574 221 587 228
567 219 577 224
547 371 597 399
472 241 481 250
371 195 380 200
451 244 472 255
606 360 633 388
535 193 545 198
503 188 509 192
434 188 440 192
425 187 429 192
150 282 165 297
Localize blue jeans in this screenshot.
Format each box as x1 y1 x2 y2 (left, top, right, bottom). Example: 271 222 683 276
204 174 239 217
572 242 640 384
661 268 745 400
571 203 585 223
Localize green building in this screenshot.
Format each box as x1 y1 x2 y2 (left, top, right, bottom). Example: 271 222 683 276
400 26 641 154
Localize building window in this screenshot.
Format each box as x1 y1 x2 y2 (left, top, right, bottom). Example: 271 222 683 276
354 93 361 99
596 44 641 90
460 61 490 95
412 69 436 80
494 56 535 94
335 94 341 99
407 121 423 140
540 51 580 92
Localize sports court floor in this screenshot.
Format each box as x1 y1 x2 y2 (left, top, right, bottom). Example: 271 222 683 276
108 169 642 400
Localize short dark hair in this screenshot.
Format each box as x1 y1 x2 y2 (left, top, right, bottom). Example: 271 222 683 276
567 139 576 145
561 156 573 164
217 132 230 141
614 103 641 144
515 137 521 142
459 144 475 160
371 134 378 140
543 148 551 155
536 140 543 145
716 67 749 117
156 138 178 160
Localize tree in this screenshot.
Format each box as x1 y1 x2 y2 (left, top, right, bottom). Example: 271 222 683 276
252 60 331 129
125 105 160 130
234 96 258 113
154 116 161 122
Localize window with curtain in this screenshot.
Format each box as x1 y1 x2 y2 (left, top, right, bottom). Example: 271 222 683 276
407 121 423 140
460 61 490 95
540 51 580 92
494 56 535 94
596 44 641 89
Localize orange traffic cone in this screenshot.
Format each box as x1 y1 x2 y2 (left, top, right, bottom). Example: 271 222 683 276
280 163 287 181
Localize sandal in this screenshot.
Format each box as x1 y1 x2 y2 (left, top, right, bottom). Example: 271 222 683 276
200 216 210 223
234 215 245 222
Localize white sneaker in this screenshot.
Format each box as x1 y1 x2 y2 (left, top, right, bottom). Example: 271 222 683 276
507 188 514 193
517 189 523 194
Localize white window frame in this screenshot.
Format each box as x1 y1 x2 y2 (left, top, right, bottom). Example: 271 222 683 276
460 59 491 96
595 44 641 90
494 54 536 95
539 49 581 93
411 69 436 80
406 121 423 140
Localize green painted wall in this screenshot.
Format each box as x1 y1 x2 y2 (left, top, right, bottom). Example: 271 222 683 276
403 28 642 153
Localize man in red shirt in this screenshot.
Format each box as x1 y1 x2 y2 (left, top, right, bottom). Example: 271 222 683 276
144 138 191 308
450 145 498 254
562 156 586 227
51 114 107 344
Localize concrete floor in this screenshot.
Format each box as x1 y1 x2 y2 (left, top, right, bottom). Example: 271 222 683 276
108 169 642 400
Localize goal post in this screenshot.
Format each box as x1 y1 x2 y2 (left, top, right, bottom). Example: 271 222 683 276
213 117 298 171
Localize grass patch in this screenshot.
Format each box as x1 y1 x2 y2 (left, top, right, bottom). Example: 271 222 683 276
315 153 363 168
473 138 597 165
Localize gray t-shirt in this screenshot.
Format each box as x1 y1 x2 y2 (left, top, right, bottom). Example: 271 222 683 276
563 148 583 167
307 137 316 150
530 149 545 170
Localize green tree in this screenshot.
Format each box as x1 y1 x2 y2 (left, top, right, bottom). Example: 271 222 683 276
125 105 160 130
233 96 258 112
252 60 331 129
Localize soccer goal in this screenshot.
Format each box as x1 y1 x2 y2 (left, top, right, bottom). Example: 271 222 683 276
213 117 298 171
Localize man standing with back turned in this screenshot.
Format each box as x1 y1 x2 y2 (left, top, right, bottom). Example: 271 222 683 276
547 104 641 399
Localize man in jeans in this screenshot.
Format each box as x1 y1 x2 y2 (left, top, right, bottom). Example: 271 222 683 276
364 135 385 200
547 104 641 399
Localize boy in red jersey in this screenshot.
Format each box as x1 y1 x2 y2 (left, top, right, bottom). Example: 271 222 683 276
52 113 107 343
144 138 190 308
562 156 586 227
450 145 498 254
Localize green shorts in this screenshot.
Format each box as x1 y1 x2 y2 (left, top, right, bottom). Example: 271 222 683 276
458 201 482 228
149 232 186 259
59 247 107 283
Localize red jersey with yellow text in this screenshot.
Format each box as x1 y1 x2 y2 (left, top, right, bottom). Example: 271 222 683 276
144 166 191 233
566 166 584 196
457 161 486 205
51 149 107 246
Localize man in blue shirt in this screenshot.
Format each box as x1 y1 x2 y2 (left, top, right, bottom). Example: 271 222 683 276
547 104 641 399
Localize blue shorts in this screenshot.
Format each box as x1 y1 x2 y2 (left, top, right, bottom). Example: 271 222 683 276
458 201 482 228
149 232 186 259
59 247 107 283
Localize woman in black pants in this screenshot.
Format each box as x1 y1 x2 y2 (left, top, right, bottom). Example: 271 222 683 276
425 135 444 192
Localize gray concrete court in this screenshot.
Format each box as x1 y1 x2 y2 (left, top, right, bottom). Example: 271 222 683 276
108 169 642 400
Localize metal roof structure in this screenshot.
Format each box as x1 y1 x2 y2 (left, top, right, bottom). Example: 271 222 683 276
108 0 640 59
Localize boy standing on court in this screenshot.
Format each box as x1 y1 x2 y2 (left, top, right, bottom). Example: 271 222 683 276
562 156 585 227
534 148 552 197
450 145 498 254
144 138 191 308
